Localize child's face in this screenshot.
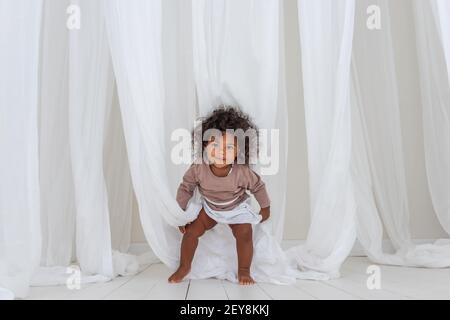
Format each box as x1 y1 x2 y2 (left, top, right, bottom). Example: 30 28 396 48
205 132 237 167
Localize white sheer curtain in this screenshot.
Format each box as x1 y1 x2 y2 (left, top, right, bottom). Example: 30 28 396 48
69 0 115 277
414 0 450 234
104 0 194 270
32 0 140 289
192 0 288 240
104 89 135 254
351 0 412 263
39 0 75 268
288 0 450 279
192 0 279 128
161 0 197 195
286 0 357 279
351 0 450 267
104 0 295 285
0 0 43 299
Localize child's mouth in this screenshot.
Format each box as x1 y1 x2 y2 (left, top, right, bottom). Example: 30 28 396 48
212 157 231 166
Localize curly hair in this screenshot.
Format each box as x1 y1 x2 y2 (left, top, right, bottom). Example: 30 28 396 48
192 105 259 165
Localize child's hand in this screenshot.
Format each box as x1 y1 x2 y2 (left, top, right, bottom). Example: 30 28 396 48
259 206 270 223
178 225 186 234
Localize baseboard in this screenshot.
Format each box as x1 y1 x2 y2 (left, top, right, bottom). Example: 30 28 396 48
129 238 441 258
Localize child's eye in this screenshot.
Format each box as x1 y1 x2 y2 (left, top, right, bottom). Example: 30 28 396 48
226 145 235 150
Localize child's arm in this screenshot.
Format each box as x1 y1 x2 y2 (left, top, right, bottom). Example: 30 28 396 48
176 164 199 211
246 168 271 222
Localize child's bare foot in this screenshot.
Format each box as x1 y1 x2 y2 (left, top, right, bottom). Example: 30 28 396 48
168 266 190 283
238 269 255 285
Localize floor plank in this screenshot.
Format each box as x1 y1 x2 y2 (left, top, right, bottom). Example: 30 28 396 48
186 279 229 300
294 280 360 300
26 277 129 300
143 264 190 300
325 268 408 300
104 264 163 300
144 280 190 300
257 282 316 300
221 280 271 300
343 257 450 299
26 285 78 300
65 275 133 300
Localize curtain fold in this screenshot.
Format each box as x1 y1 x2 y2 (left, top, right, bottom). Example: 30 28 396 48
351 0 412 262
34 0 139 287
68 0 115 277
192 0 279 128
287 0 357 279
414 0 450 234
161 0 197 195
0 0 43 299
39 0 75 268
104 87 134 254
104 0 195 269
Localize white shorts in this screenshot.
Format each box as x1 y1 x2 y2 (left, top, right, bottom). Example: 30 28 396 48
184 198 262 225
201 198 262 225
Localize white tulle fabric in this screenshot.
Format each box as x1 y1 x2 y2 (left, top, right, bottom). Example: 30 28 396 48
286 0 357 279
414 0 450 234
188 0 299 283
0 0 43 299
34 0 145 292
351 0 450 267
192 0 289 241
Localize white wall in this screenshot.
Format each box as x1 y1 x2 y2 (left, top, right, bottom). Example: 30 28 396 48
132 0 447 242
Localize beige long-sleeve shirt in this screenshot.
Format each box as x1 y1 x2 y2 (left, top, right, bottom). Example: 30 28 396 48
176 163 270 211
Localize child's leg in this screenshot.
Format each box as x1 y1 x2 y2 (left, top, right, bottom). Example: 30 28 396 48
168 208 217 283
229 223 255 285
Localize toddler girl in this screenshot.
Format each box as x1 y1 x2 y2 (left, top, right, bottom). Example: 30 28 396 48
168 106 270 285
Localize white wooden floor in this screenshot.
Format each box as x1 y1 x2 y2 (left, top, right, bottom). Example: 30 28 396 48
24 257 450 300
